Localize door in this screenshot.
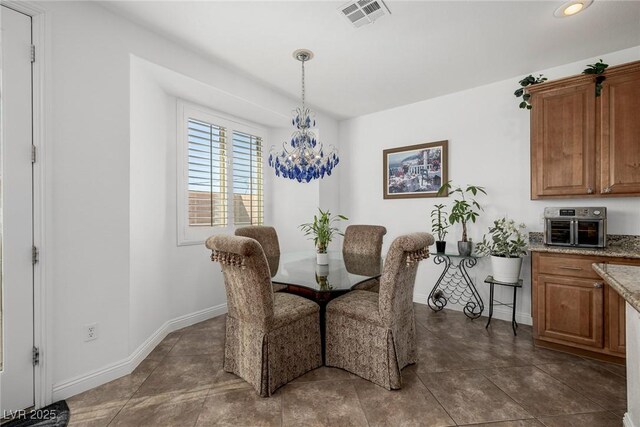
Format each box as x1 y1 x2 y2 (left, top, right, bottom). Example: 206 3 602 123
600 68 640 195
574 220 604 248
545 219 573 246
536 274 604 349
0 5 35 412
530 82 596 198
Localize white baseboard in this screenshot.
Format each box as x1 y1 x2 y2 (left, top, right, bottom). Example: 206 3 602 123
414 292 533 326
624 413 637 427
52 303 227 402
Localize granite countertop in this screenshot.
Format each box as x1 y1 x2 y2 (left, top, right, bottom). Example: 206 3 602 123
593 263 640 313
528 232 640 259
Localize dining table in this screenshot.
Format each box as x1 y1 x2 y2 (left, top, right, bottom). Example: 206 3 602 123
269 250 383 360
270 251 382 302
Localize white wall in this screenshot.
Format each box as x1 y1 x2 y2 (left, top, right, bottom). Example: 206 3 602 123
42 0 340 397
338 46 640 323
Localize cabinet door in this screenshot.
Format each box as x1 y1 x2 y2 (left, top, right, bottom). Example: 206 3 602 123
607 286 626 354
531 83 596 199
536 274 604 348
600 69 640 195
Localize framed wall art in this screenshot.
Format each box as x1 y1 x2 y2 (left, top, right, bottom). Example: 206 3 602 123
383 140 448 199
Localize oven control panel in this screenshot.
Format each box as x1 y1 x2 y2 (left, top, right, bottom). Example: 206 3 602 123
544 207 607 219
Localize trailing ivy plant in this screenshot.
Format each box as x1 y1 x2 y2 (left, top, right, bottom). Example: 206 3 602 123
583 59 609 97
514 74 547 109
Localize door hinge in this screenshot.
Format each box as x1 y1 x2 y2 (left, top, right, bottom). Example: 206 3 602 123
30 44 36 63
32 246 39 264
32 145 37 163
33 346 40 366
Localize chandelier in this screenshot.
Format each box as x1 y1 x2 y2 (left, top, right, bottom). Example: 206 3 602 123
268 49 339 182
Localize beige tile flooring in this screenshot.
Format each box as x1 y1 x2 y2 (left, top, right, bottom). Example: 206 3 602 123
67 304 627 426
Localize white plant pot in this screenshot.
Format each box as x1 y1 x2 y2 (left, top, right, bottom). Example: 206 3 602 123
491 255 523 283
316 252 329 265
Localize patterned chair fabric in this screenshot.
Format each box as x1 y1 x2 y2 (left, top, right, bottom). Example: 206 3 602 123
344 225 387 292
235 226 286 292
206 234 322 397
326 232 434 390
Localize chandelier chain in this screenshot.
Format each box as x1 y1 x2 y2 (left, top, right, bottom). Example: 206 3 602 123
301 58 306 114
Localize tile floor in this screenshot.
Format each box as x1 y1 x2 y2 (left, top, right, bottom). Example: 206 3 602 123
67 304 627 426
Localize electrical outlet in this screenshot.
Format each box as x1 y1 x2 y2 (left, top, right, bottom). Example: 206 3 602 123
84 323 98 342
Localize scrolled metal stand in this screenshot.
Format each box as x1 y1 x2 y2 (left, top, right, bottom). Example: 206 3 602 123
427 254 484 319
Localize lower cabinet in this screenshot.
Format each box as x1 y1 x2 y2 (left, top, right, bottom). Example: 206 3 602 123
535 274 604 348
532 252 633 362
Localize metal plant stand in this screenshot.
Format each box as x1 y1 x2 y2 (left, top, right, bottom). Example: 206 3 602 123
484 275 523 335
428 253 484 319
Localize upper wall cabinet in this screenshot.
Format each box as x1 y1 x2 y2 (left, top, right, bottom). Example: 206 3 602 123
529 61 640 200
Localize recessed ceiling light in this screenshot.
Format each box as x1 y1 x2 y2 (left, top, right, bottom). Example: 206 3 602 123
554 0 593 17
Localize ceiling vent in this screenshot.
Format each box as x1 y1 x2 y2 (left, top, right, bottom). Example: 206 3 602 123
338 0 391 28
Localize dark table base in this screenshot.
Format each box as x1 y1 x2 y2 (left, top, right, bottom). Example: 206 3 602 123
276 284 349 363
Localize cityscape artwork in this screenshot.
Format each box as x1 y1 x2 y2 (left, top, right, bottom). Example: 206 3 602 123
383 140 448 199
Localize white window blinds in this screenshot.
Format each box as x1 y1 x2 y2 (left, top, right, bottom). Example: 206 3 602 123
178 101 266 245
232 131 264 226
187 119 227 227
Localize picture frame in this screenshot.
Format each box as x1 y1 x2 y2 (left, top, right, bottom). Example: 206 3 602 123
383 140 448 199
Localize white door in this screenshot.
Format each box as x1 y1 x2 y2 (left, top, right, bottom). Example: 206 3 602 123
0 5 35 413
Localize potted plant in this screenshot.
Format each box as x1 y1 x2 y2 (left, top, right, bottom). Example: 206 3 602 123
430 204 450 253
299 208 348 265
476 218 528 282
438 182 486 256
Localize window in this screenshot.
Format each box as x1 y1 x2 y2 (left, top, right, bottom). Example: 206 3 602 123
178 101 265 245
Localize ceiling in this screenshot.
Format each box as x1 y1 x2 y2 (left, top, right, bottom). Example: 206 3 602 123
102 1 640 119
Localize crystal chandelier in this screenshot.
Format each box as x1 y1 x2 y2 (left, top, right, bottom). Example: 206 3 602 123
268 49 339 182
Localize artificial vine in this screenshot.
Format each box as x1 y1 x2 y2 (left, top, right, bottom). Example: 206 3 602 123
583 59 609 96
514 74 548 109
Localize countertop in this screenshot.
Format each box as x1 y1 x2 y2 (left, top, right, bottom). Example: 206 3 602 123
528 232 640 259
593 263 640 313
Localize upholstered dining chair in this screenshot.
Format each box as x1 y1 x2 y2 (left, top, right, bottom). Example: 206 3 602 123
343 225 387 292
206 235 322 397
235 226 286 292
326 232 434 390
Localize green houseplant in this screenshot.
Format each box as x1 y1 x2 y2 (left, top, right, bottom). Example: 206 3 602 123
438 182 486 256
514 74 548 109
430 204 450 253
583 59 609 97
476 218 528 282
299 208 348 264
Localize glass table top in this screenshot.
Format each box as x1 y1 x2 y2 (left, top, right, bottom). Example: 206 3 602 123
269 251 383 292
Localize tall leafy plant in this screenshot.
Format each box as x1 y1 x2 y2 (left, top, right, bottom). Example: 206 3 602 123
437 182 486 242
299 208 348 253
430 204 450 242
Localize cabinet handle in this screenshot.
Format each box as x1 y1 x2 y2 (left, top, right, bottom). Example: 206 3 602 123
587 187 594 194
603 187 612 194
558 266 582 271
593 282 603 288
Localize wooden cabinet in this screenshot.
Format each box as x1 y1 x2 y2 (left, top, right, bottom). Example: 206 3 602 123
529 61 640 199
535 274 604 348
600 67 640 196
531 81 596 197
607 286 626 355
531 252 637 363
